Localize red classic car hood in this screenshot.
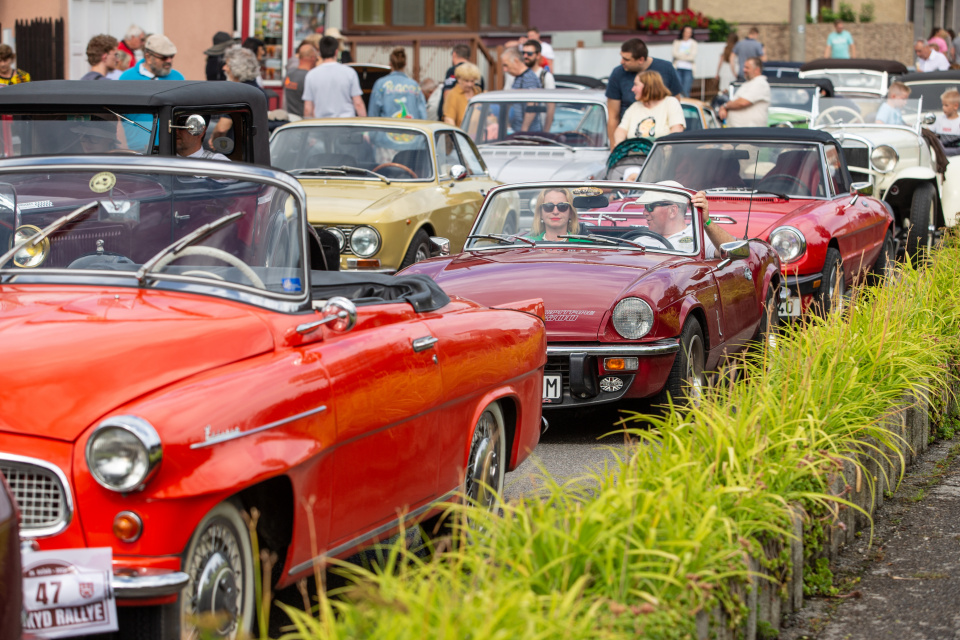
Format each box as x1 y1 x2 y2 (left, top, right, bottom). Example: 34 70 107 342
706 196 825 239
0 287 275 442
422 248 680 339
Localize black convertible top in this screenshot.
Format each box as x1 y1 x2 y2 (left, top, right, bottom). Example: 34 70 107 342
311 272 450 312
734 76 835 97
800 58 908 74
900 70 960 84
554 74 607 90
658 127 839 145
0 80 267 109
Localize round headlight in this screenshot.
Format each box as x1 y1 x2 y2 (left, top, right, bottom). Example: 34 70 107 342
612 297 654 339
325 227 346 252
870 145 898 173
86 416 162 493
350 225 381 258
768 227 806 263
12 225 50 268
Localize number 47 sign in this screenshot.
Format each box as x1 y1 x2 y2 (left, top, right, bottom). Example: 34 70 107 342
22 547 118 638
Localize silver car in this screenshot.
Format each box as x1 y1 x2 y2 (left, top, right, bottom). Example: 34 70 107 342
460 89 610 181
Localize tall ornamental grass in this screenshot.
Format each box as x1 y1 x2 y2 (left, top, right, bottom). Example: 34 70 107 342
278 239 960 640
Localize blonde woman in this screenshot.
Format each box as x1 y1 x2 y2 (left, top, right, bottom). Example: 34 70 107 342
442 62 482 128
672 26 698 97
613 70 685 146
527 188 579 241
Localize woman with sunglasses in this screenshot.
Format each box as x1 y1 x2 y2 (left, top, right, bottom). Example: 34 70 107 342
527 188 580 241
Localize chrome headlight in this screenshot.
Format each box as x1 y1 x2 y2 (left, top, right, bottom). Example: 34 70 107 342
325 227 346 252
612 297 654 339
86 416 162 493
350 225 381 258
768 226 806 263
870 145 898 173
12 225 50 268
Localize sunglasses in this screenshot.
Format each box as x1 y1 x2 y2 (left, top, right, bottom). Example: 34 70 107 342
147 51 175 61
522 51 538 56
540 202 571 213
643 201 674 212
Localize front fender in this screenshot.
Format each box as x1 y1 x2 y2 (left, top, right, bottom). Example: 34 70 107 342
888 166 938 186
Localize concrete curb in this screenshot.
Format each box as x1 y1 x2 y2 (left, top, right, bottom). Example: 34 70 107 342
696 374 958 640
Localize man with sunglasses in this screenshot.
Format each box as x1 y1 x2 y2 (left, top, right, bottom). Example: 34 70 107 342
119 34 184 81
638 190 735 258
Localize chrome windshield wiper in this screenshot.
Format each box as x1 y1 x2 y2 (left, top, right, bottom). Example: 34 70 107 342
332 165 392 184
290 166 391 183
136 211 244 283
103 107 152 134
510 135 574 150
560 234 647 250
467 233 536 246
0 201 100 268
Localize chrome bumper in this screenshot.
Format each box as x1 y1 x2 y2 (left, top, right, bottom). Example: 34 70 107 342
546 342 680 357
112 568 189 598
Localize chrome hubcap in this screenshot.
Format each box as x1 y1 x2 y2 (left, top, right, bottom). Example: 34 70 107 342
186 523 243 637
684 334 705 402
465 411 500 510
414 243 430 263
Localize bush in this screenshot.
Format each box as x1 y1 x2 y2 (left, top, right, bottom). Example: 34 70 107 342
838 2 857 21
819 6 838 22
637 8 709 34
859 2 876 23
707 18 736 43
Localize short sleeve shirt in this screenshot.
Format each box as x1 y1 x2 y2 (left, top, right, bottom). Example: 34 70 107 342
917 50 950 72
283 68 310 117
302 62 362 117
511 68 541 90
605 60 683 118
118 63 184 81
619 96 685 139
732 38 764 77
826 31 854 58
875 103 905 126
727 75 770 127
637 224 716 257
932 113 960 134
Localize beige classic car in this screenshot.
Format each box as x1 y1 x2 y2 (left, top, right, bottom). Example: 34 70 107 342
271 118 500 272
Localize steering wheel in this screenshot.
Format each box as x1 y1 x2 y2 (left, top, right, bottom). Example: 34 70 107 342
372 162 419 179
620 228 675 251
152 246 266 289
757 173 811 196
815 106 864 126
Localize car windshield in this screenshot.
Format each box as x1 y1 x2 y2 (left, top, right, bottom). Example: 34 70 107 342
639 141 827 198
468 183 699 255
815 97 923 127
0 164 306 301
801 70 884 94
734 84 817 112
461 101 608 148
0 112 158 157
270 125 435 180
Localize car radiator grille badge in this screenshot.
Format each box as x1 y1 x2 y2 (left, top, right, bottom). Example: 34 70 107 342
600 377 624 393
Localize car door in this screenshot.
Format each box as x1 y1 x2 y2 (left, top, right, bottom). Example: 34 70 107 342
430 131 485 251
824 143 887 277
309 305 443 546
704 226 758 352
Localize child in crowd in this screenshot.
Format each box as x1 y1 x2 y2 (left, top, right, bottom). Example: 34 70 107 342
931 88 960 135
875 82 910 126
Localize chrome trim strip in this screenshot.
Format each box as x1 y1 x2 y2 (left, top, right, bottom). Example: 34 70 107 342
546 343 679 356
288 488 459 577
189 405 327 449
112 570 190 598
1 453 75 539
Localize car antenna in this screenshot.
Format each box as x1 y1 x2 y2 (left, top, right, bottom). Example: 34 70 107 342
743 148 761 240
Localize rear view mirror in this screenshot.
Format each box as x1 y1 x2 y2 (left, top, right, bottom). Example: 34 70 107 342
429 237 450 257
572 195 610 209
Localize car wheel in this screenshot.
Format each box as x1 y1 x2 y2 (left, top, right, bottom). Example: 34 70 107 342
180 500 255 640
906 182 936 260
400 229 431 270
752 282 779 346
660 320 705 405
869 230 895 285
816 247 845 316
464 402 506 512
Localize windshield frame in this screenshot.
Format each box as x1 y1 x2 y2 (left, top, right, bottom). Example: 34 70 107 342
269 122 438 182
467 180 703 257
815 96 928 135
0 155 312 314
463 97 609 148
0 109 160 158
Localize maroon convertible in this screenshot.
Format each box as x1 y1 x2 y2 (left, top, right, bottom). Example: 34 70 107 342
402 182 781 409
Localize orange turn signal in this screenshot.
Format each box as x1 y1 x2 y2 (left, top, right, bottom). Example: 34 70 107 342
346 258 382 269
812 279 822 289
113 511 143 543
604 357 639 371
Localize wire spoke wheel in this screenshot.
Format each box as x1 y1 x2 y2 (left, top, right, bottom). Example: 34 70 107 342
465 404 505 512
682 332 705 403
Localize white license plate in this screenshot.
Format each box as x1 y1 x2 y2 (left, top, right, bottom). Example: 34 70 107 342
778 297 802 317
542 374 562 403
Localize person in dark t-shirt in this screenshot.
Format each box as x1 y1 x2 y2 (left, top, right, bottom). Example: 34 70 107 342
284 41 319 118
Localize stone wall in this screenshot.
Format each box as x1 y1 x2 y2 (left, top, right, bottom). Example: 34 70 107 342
735 22 916 66
690 0 905 25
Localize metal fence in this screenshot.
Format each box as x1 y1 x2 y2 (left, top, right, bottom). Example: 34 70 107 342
14 18 65 81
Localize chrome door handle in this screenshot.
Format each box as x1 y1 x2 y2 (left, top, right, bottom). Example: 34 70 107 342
412 336 438 352
174 211 191 224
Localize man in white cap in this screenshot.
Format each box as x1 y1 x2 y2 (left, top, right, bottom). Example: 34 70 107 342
119 34 184 80
637 186 735 257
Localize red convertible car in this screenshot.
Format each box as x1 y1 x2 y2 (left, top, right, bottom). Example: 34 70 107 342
402 181 781 409
638 128 895 317
0 156 546 638
0 471 21 640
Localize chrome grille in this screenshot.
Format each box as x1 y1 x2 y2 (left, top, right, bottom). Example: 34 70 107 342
49 227 124 267
545 355 571 395
0 460 67 532
314 224 356 256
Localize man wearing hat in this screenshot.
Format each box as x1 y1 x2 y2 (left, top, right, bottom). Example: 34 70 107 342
205 32 237 81
119 34 184 80
636 188 735 257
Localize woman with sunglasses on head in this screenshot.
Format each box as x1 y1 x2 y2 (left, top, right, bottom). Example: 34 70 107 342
527 188 581 241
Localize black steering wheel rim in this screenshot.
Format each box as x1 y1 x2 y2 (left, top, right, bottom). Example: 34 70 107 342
757 173 811 196
620 228 675 251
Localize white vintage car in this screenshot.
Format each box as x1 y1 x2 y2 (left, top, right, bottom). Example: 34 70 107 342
799 58 908 99
460 89 611 181
813 96 955 255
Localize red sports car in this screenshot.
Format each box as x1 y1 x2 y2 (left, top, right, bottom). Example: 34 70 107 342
401 181 781 409
638 128 895 317
0 471 21 640
0 156 546 638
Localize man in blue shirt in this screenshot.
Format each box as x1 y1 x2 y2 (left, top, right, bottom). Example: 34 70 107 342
501 47 542 132
369 47 427 120
605 38 682 149
824 21 856 59
118 34 184 81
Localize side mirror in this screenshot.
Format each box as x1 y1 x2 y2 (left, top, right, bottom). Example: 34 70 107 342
851 181 873 196
169 113 207 136
450 164 467 181
923 112 937 126
719 239 750 259
296 296 357 335
429 236 450 257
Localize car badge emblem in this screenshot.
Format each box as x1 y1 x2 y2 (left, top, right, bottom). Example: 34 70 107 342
571 186 603 196
79 582 95 599
89 172 116 193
